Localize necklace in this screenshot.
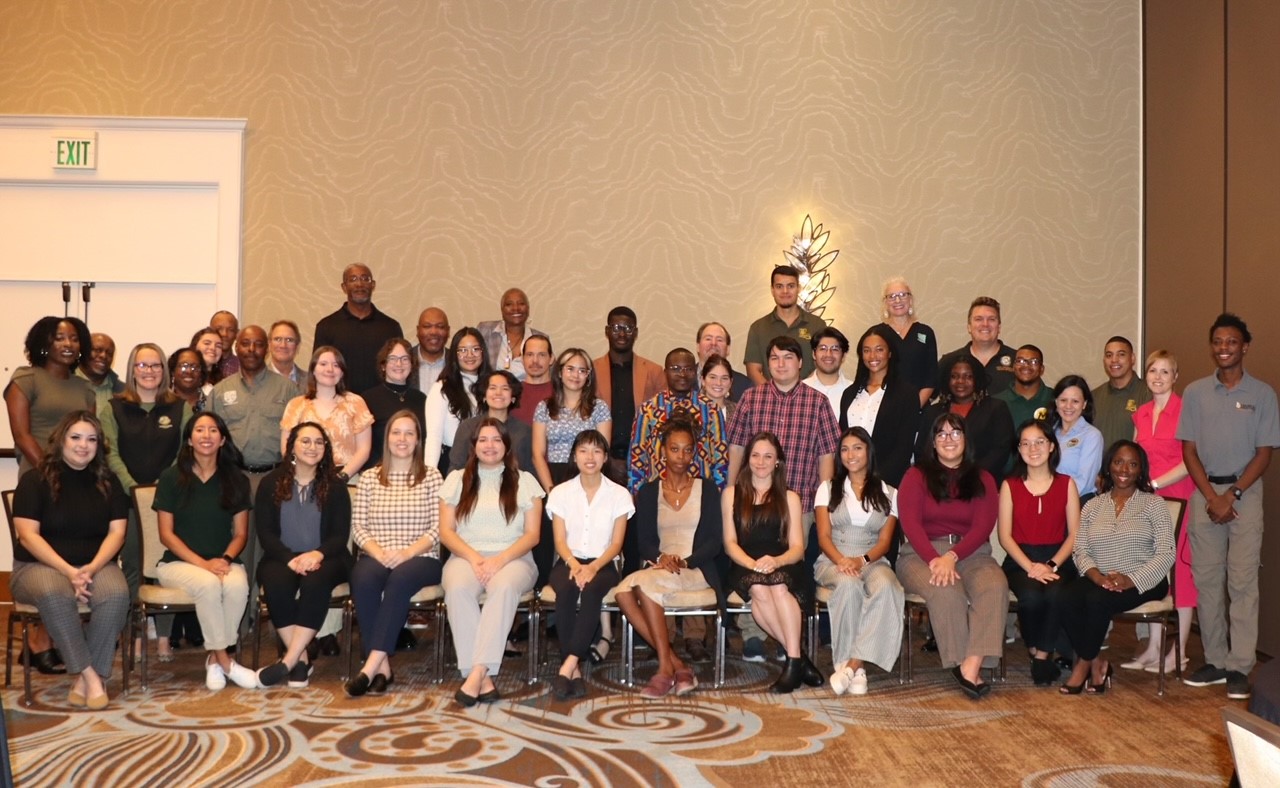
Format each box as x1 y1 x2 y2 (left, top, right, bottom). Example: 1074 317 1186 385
663 477 692 509
385 382 408 403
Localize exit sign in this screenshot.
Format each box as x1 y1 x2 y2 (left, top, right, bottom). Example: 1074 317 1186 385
53 133 98 169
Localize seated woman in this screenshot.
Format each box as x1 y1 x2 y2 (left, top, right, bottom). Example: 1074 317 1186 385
281 346 374 482
440 418 544 706
425 328 493 475
154 411 258 690
344 411 444 697
451 370 534 473
722 432 820 693
10 411 130 709
1048 375 1104 502
1056 441 1174 695
546 430 633 700
616 418 724 699
814 426 903 696
838 325 922 487
915 354 1013 482
897 413 1007 699
363 338 427 469
699 354 736 425
997 419 1080 686
255 422 353 688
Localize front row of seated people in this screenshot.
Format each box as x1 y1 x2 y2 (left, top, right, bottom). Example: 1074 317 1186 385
10 402 1174 708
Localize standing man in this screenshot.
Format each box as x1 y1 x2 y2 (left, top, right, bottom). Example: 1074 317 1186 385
628 347 728 494
695 322 752 401
210 325 301 632
414 307 451 395
511 334 553 424
593 306 665 482
76 332 124 406
1179 314 1280 699
313 263 404 395
477 288 548 379
1091 336 1152 449
938 296 1016 396
802 327 853 416
742 266 828 384
210 310 241 378
995 344 1054 427
267 320 306 386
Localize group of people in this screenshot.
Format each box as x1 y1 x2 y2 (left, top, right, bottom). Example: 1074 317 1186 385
6 262 1277 711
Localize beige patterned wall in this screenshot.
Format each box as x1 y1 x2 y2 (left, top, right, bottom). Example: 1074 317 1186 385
1 0 1140 383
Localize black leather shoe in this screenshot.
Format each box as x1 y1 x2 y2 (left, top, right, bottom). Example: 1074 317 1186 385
396 628 418 652
771 657 804 694
922 637 939 653
800 654 824 687
306 639 320 661
25 648 67 675
344 672 371 698
477 688 500 704
369 673 389 695
318 634 340 657
454 688 479 707
1031 658 1061 687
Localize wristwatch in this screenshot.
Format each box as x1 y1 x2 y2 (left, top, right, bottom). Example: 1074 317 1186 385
1230 486 1244 500
1046 559 1058 570
221 553 234 563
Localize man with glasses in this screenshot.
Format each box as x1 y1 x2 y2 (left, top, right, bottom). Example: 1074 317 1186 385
802 327 853 416
995 344 1054 427
313 263 404 394
210 325 301 633
267 320 306 386
627 347 727 494
742 265 828 384
593 306 666 483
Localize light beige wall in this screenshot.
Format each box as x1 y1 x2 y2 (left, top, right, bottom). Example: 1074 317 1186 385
0 0 1140 380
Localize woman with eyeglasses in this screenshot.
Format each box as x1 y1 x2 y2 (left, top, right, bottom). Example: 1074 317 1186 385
363 338 427 469
424 327 493 476
897 413 1007 699
169 347 208 413
997 419 1080 686
874 276 938 407
280 346 374 482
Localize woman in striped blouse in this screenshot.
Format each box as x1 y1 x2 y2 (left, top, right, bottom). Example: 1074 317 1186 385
345 410 444 697
1056 440 1174 695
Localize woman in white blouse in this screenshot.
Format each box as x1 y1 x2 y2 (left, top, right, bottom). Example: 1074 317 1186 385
344 411 444 697
424 327 493 475
440 417 544 706
546 430 633 700
837 325 921 488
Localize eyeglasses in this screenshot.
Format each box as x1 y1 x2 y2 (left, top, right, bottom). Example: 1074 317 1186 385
1014 358 1042 367
133 362 163 372
934 430 963 441
456 346 484 356
386 354 411 364
815 344 844 354
884 291 911 302
177 362 201 372
271 336 297 345
296 437 326 448
345 274 373 284
666 364 696 373
1018 438 1049 449
607 324 636 335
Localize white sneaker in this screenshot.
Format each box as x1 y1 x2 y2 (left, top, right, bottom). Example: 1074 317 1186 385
830 665 855 696
225 661 261 689
205 658 227 691
849 668 868 696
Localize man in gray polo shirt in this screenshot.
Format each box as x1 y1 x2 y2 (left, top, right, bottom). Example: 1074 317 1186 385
1179 313 1280 699
211 325 300 632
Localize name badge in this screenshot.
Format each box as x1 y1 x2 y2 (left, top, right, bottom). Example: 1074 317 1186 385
1236 402 1256 412
1065 437 1080 448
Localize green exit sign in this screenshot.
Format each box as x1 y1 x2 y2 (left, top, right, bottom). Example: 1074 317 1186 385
53 133 97 169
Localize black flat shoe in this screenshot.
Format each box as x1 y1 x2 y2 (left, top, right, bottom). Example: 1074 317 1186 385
922 637 939 653
344 672 372 698
551 674 572 701
454 688 479 708
318 634 340 657
25 648 67 675
569 677 588 698
1030 658 1061 687
477 688 500 704
952 666 983 699
369 673 389 695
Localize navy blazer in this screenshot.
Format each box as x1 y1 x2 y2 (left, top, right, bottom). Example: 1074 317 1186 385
624 478 727 614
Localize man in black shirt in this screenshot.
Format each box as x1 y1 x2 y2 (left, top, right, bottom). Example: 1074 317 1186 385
313 263 404 395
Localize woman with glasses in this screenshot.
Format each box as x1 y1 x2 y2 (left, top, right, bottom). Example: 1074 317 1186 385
997 420 1080 686
364 338 427 469
424 328 493 475
897 413 1007 699
874 276 938 407
169 347 208 413
280 346 374 482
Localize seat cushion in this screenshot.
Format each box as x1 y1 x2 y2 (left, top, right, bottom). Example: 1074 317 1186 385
139 585 196 606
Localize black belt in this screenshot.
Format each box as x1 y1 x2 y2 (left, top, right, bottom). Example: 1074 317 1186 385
240 462 277 473
1208 474 1239 485
931 534 964 545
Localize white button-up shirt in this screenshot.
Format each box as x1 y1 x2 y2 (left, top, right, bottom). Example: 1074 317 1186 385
545 475 635 559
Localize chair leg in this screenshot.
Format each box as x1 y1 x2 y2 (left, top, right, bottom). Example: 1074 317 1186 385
21 619 32 707
340 603 353 683
526 605 540 685
5 611 15 688
140 608 151 692
623 615 634 688
714 611 725 689
122 611 133 696
252 604 262 671
346 601 357 683
1156 616 1168 697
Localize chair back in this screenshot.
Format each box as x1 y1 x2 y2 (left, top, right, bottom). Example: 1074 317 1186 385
131 485 164 580
1223 706 1280 787
1162 496 1187 597
2 489 17 567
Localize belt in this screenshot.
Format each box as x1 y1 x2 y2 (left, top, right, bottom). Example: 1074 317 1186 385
1207 474 1239 485
240 462 277 473
931 533 964 545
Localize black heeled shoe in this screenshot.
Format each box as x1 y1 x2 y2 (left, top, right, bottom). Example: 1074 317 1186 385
800 654 824 687
1086 663 1113 695
24 648 67 675
771 657 805 694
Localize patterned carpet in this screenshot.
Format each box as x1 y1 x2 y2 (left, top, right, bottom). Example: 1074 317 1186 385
3 628 1238 787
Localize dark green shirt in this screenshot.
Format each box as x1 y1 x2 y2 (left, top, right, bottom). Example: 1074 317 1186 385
153 464 251 563
995 383 1055 429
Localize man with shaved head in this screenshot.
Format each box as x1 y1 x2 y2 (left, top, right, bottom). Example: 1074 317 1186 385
414 306 451 394
313 263 404 394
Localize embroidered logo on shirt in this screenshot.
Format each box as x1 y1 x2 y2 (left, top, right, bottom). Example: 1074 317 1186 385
1126 399 1137 413
798 328 812 341
222 390 238 405
1000 355 1012 367
158 415 173 429
1033 407 1048 421
916 332 927 343
1065 437 1080 448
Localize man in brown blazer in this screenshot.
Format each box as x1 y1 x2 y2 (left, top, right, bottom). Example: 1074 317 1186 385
593 306 665 483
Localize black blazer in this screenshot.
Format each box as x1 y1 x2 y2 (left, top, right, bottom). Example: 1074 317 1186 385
838 381 921 488
254 466 354 569
914 396 1014 483
625 478 727 613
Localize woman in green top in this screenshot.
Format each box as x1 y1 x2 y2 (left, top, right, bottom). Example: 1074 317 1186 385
153 411 258 690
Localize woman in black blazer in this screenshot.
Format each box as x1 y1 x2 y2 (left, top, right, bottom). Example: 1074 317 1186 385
915 354 1014 483
838 325 922 488
614 418 725 700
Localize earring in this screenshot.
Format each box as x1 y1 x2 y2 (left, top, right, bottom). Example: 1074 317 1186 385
290 455 297 467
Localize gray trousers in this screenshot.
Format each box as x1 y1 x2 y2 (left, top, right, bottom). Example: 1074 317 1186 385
442 552 536 676
1189 481 1264 674
815 556 904 672
11 561 130 678
897 540 1008 668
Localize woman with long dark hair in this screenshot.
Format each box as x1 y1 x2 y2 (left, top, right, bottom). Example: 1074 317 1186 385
190 327 225 388
255 421 353 689
10 411 130 708
814 427 903 696
722 432 819 693
153 411 258 689
424 327 493 474
440 418 544 706
838 325 922 487
1048 374 1104 501
897 413 1007 699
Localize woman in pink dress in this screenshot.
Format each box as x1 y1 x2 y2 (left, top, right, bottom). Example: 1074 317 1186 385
1123 350 1194 674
